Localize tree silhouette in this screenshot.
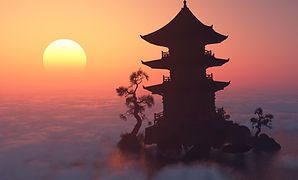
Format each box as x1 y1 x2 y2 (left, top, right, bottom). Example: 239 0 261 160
216 107 231 121
250 108 274 137
116 70 154 136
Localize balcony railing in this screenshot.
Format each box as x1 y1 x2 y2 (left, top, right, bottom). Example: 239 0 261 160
154 112 164 125
163 75 171 82
204 50 214 57
206 73 213 80
162 51 170 58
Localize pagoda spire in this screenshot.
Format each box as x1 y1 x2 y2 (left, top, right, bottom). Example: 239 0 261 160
183 0 187 8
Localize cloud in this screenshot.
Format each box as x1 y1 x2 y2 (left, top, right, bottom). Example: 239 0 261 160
154 164 233 180
0 92 298 179
279 155 298 171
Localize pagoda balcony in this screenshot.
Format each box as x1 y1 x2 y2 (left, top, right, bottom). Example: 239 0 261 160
154 111 164 125
140 51 171 70
163 75 171 83
162 51 170 59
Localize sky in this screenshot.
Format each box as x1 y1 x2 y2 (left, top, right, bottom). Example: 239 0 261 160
0 0 297 95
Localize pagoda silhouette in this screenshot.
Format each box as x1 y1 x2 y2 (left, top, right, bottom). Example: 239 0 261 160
142 1 235 153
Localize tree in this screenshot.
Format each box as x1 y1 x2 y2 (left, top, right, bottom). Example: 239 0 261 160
250 108 274 137
116 70 154 136
216 107 231 121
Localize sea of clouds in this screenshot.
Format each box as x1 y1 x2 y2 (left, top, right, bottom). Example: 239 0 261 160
0 90 298 180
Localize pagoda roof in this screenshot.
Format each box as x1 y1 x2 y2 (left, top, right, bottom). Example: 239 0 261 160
144 80 230 95
212 80 230 91
141 2 228 47
141 59 170 69
143 84 165 95
142 56 229 70
203 56 230 68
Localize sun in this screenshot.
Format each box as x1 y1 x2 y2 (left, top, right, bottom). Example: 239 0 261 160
43 39 87 72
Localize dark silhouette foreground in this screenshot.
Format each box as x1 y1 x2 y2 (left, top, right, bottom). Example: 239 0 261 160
118 133 144 152
116 1 280 159
140 1 250 158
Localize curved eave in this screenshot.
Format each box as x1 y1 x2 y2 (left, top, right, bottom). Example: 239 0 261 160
207 34 228 44
143 84 165 95
209 58 230 68
140 35 168 47
202 54 229 68
141 33 228 46
141 59 169 69
206 27 228 44
213 81 231 92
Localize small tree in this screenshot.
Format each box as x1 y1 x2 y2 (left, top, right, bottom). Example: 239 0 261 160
250 108 274 137
216 107 231 121
116 70 154 136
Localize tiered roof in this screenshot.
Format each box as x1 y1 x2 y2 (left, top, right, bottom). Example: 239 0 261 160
144 80 230 95
142 1 230 95
141 1 228 47
142 53 229 70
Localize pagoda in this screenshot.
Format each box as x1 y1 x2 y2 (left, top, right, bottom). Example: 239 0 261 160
142 1 231 151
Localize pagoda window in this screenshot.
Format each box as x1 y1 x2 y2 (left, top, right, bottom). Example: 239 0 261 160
163 75 171 82
206 73 214 80
162 51 170 58
205 50 214 57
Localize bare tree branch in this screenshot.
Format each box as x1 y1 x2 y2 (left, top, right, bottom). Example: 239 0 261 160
116 70 154 136
250 107 274 137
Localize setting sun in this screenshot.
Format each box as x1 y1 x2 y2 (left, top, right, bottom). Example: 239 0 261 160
43 39 87 72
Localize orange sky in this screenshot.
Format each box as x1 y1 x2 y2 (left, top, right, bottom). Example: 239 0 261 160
0 0 297 95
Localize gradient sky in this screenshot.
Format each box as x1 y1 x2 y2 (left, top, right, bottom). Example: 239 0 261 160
0 0 297 95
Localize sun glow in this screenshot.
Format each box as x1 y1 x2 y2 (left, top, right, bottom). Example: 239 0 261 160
43 39 87 72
